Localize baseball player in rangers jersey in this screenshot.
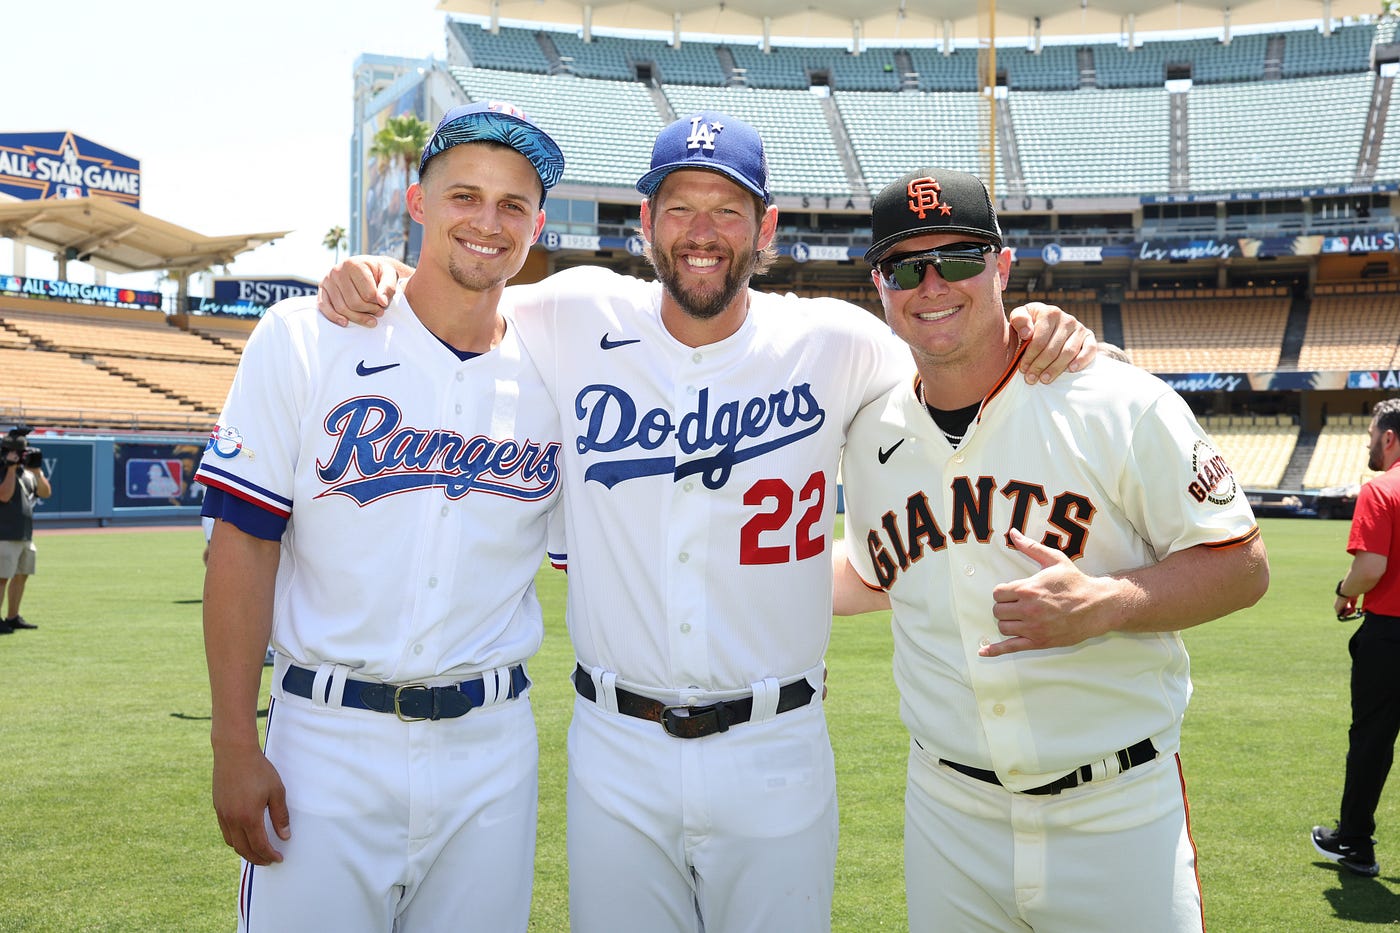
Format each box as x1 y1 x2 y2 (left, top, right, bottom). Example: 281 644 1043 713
197 102 565 932
836 168 1270 932
319 115 1095 932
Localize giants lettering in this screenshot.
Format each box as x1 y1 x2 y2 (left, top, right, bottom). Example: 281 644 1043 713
865 476 1097 590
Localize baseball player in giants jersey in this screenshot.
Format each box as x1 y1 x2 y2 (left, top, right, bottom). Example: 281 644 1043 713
319 115 1096 932
837 168 1269 932
197 103 565 932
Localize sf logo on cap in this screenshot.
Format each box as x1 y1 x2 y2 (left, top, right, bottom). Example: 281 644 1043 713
686 116 724 151
907 177 953 219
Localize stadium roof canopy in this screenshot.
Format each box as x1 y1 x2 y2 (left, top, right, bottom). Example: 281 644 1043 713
437 0 1379 44
0 198 288 277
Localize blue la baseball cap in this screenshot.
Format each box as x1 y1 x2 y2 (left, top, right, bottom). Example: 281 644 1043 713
419 101 565 196
636 111 771 205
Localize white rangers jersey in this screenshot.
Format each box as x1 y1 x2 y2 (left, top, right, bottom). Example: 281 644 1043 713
509 265 910 692
843 353 1260 790
195 293 562 683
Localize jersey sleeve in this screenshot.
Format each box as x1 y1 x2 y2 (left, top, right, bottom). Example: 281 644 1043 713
194 305 309 519
1114 386 1259 558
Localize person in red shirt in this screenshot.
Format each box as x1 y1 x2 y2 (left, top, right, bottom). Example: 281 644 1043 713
1313 397 1400 878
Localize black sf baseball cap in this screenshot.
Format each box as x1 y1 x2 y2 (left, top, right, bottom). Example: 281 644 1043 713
864 168 1003 265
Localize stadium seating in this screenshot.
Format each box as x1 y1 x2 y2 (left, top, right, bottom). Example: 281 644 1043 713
1304 413 1380 488
0 302 234 431
1118 294 1289 371
0 344 209 431
1188 73 1371 191
836 90 999 194
1199 414 1299 488
451 22 551 74
1297 293 1400 370
1009 87 1172 196
448 66 661 188
1280 23 1378 78
662 85 851 196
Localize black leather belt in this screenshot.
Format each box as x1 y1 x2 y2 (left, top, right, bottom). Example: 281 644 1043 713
939 738 1158 796
282 663 529 722
572 663 816 739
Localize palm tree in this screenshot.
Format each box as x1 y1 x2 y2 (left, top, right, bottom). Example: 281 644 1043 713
368 114 432 262
322 225 347 264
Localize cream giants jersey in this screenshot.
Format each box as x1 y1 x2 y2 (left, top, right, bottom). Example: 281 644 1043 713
842 353 1260 791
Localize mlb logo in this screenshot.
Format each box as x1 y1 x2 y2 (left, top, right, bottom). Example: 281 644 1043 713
55 184 83 199
127 459 183 498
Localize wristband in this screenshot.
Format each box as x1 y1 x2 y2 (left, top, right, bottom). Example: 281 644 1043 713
1336 579 1348 598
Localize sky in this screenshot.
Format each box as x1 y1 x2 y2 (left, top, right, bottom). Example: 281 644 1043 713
1 0 451 294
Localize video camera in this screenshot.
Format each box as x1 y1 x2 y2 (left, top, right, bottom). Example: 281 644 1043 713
1 426 42 471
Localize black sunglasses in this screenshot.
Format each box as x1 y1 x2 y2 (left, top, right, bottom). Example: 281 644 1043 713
877 243 999 290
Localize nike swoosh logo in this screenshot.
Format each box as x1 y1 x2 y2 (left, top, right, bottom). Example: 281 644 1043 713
600 334 642 350
355 361 400 376
878 440 905 464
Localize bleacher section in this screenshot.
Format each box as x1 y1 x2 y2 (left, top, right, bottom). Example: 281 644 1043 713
662 85 851 196
726 43 902 91
1297 287 1400 370
1118 290 1290 371
1303 413 1380 488
1188 73 1372 191
905 47 979 92
1199 414 1299 488
440 19 1391 201
1009 87 1172 196
451 22 551 74
1280 23 1378 78
836 91 998 195
996 45 1080 91
0 301 237 431
552 32 730 85
448 66 660 188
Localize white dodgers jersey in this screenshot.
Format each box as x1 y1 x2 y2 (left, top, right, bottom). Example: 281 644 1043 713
508 266 910 691
195 293 562 683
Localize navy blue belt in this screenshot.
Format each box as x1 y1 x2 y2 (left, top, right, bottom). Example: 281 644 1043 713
282 663 529 722
939 738 1158 796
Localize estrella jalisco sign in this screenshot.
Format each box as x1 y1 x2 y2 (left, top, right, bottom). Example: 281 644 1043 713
0 132 141 207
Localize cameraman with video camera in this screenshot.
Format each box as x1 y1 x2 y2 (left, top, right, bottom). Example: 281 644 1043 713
0 426 51 634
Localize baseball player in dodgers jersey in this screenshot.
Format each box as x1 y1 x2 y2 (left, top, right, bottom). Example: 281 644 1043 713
837 169 1269 932
320 114 1095 932
197 103 565 932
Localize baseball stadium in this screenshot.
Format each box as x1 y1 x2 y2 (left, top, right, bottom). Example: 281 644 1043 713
2 0 1399 929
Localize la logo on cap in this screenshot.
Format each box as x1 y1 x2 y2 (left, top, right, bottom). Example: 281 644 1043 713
686 115 724 152
907 176 954 220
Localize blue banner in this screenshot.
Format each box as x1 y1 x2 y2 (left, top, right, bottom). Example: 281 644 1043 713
0 132 140 207
0 274 162 309
198 276 319 316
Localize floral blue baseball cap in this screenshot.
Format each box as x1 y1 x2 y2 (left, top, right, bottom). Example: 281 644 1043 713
419 101 565 196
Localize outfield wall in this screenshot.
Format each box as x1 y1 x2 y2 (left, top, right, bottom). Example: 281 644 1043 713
31 433 206 527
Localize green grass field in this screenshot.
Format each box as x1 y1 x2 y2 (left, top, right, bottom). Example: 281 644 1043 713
1 517 1396 931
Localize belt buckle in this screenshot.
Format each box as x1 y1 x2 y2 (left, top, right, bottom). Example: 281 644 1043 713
661 702 728 739
393 683 431 722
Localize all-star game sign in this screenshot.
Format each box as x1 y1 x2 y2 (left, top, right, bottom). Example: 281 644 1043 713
0 132 140 208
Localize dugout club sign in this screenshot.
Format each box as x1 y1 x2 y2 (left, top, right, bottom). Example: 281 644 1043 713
0 132 141 207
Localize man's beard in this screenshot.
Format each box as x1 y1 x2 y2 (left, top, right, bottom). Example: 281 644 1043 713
447 253 509 293
651 242 756 320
